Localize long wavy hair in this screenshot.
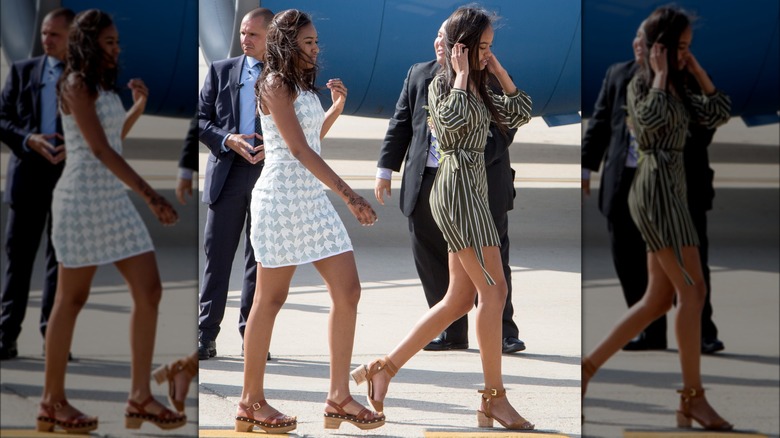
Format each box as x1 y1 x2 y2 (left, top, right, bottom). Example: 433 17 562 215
257 9 318 101
635 6 695 104
58 9 118 96
437 6 507 137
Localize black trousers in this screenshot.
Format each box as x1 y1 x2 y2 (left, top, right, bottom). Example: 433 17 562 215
0 200 58 347
409 168 519 343
608 167 718 342
198 160 263 343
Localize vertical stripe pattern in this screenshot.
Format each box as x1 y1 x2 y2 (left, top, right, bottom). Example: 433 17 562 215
427 75 532 284
626 77 730 284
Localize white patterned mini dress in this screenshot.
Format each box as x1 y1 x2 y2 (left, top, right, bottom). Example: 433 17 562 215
52 90 154 267
250 90 352 267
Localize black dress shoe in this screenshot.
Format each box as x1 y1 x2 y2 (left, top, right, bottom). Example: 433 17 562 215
198 340 217 360
622 333 667 351
701 337 725 354
0 342 18 360
502 337 526 354
423 337 468 351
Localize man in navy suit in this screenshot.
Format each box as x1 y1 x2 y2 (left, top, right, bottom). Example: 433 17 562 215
0 8 75 360
197 8 274 360
375 21 526 354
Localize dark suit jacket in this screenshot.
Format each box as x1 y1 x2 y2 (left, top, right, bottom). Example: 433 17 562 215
581 60 637 218
197 55 254 204
0 55 64 205
179 115 199 172
378 60 517 218
582 60 717 216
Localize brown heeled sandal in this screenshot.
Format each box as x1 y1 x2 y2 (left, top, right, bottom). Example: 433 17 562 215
582 358 597 423
350 356 397 412
153 353 198 413
676 387 733 430
476 388 534 430
323 395 385 430
235 400 297 433
36 399 98 433
125 396 187 430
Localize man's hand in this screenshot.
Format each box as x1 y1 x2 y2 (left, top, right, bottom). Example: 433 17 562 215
225 133 264 164
176 177 193 205
27 133 65 164
374 178 391 205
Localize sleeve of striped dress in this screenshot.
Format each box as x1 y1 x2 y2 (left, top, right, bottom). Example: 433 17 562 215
428 75 470 131
627 77 672 138
687 88 731 129
489 88 532 129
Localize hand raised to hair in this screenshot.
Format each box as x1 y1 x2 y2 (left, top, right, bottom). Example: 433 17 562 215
451 43 470 77
649 43 668 76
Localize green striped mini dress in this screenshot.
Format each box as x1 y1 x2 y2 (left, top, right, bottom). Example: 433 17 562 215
427 75 532 284
626 76 730 284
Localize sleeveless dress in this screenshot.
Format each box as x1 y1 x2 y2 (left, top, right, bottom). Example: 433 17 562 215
52 90 154 267
427 76 532 284
626 77 730 284
249 90 352 267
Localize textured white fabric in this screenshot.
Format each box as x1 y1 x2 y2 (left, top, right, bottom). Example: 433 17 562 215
52 90 153 267
250 91 352 267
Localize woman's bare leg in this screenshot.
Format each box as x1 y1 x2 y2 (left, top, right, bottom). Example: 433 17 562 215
114 251 174 415
312 251 380 419
41 264 97 419
584 251 675 393
239 262 296 422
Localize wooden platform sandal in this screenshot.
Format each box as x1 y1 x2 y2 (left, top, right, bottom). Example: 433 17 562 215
125 396 187 430
36 399 98 433
235 400 297 433
676 387 734 431
323 395 385 430
476 388 534 430
350 356 397 412
152 352 198 413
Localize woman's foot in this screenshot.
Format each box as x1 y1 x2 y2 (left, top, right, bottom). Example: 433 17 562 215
125 395 186 430
235 399 297 433
677 388 733 430
153 353 198 413
351 356 397 412
323 395 385 430
477 389 534 430
37 399 98 433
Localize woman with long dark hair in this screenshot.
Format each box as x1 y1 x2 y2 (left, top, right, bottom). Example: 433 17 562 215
351 5 534 431
235 9 384 433
36 9 186 433
582 6 732 431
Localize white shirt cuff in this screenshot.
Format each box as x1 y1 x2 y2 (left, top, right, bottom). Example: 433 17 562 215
582 168 591 180
376 167 393 180
179 168 194 180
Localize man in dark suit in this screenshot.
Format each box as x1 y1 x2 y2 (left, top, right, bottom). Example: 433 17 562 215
175 116 198 206
197 8 274 360
0 8 75 360
581 22 724 354
375 21 525 354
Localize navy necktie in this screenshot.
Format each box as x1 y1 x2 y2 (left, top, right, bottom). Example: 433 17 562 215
252 64 263 147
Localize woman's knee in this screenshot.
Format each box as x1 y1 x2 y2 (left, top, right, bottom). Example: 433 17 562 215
135 280 163 308
57 288 90 312
332 281 361 309
678 282 706 310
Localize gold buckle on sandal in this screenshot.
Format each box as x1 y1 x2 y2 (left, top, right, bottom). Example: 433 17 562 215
251 402 263 411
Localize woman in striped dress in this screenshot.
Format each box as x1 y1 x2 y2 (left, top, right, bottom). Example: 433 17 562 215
582 6 733 431
351 6 534 430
